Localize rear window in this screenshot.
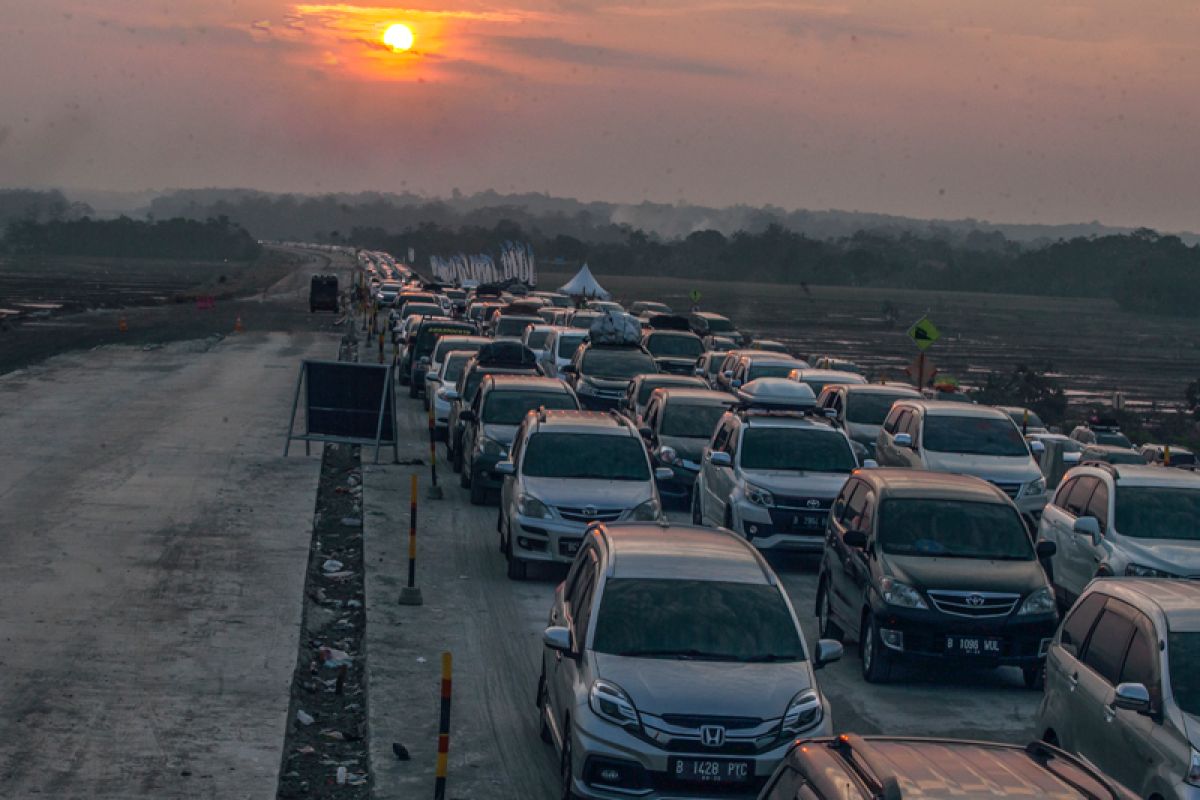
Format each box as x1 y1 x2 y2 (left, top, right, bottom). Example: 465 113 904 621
701 316 734 333
522 432 650 481
878 499 1034 560
636 379 702 406
581 348 659 379
1169 632 1200 715
747 363 796 381
846 392 914 425
416 324 474 354
661 403 729 438
557 334 586 358
645 333 703 359
1096 431 1134 448
524 330 550 349
494 317 537 337
483 390 577 424
923 415 1029 457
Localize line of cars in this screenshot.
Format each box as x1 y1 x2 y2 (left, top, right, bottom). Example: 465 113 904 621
367 266 1198 799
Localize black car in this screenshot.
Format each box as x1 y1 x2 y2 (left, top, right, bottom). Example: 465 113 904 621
817 469 1058 686
445 341 542 470
641 326 705 374
618 373 708 426
640 387 735 507
564 341 659 411
400 317 477 396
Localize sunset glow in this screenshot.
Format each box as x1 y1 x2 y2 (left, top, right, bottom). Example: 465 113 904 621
383 23 413 52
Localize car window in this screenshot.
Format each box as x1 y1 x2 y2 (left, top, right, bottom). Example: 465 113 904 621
1168 633 1200 716
902 410 921 438
1083 602 1137 684
855 491 877 534
1061 592 1108 649
1120 622 1161 709
882 408 903 434
846 392 910 425
522 433 650 481
568 550 599 643
1064 476 1097 516
842 483 868 529
892 410 911 435
1084 482 1109 532
711 420 732 452
581 347 659 379
1052 477 1076 509
661 403 729 439
483 390 577 424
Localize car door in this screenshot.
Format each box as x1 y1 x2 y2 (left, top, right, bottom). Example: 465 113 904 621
1040 478 1078 594
1079 479 1111 578
1060 477 1101 597
875 407 905 465
1072 599 1137 767
462 388 485 474
550 547 599 727
901 411 924 468
500 421 525 525
702 420 736 524
826 481 868 632
1104 612 1166 792
1044 591 1108 747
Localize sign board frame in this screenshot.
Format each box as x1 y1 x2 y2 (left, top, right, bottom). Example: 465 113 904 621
284 359 399 464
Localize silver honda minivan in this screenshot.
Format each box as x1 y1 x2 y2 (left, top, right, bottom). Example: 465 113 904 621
538 522 842 799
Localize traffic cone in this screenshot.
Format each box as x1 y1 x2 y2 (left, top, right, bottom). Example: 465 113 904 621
234 316 245 333
118 316 128 333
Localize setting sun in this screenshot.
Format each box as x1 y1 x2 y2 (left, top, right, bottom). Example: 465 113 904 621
383 23 414 52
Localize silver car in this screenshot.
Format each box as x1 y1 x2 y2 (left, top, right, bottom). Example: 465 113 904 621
495 410 670 580
1037 579 1200 799
540 327 588 379
538 522 842 799
1037 464 1200 607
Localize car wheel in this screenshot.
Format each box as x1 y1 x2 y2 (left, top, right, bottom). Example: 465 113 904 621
460 462 471 489
559 730 576 800
498 510 507 554
537 673 553 744
861 612 892 683
817 579 844 642
691 487 704 525
506 533 527 581
452 439 464 473
469 472 487 505
1023 663 1045 691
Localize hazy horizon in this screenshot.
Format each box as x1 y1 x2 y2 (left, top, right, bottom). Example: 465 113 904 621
5 1 1200 232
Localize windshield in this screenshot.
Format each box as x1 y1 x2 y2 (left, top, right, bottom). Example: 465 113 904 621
645 333 703 358
401 303 439 318
879 499 1034 560
557 334 586 358
482 391 577 424
494 317 537 337
1096 431 1134 448
1169 633 1200 715
1114 486 1200 540
747 363 797 381
524 330 550 349
923 416 1029 457
442 356 469 383
740 428 856 472
521 433 650 480
847 392 913 425
581 348 659 379
703 317 735 333
591 579 804 662
661 404 729 438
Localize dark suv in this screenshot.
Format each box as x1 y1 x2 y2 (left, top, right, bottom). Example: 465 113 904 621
817 469 1059 686
399 316 477 396
565 342 659 411
444 342 542 471
759 735 1134 800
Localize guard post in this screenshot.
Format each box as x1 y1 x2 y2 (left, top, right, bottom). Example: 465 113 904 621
399 474 423 606
427 403 443 499
433 652 453 800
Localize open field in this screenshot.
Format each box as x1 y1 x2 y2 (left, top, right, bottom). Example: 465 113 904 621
541 269 1200 414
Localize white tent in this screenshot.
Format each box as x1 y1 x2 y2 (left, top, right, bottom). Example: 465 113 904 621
558 264 610 300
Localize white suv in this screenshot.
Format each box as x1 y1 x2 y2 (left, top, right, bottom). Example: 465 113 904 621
1036 463 1200 606
875 400 1048 518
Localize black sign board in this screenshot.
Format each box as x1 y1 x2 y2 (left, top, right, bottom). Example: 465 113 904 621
284 360 398 463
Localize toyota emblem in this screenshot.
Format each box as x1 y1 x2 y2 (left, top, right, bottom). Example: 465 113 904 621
966 594 986 607
583 505 598 518
805 499 822 509
700 725 726 747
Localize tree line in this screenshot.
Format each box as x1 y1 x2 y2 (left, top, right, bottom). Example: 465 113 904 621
2 215 262 261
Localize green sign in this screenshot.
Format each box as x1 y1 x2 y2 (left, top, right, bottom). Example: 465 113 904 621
689 289 701 304
907 316 941 351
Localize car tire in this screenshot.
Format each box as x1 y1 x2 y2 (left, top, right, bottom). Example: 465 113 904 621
1023 663 1045 691
460 462 471 489
691 487 704 525
724 507 735 534
506 534 527 581
537 673 553 744
861 612 892 683
559 730 576 800
469 471 487 505
498 510 507 554
817 579 844 642
452 439 464 473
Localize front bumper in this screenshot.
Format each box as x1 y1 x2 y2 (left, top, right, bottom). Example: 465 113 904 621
868 603 1058 666
471 453 508 490
734 500 828 552
577 391 624 411
512 515 607 564
567 699 833 799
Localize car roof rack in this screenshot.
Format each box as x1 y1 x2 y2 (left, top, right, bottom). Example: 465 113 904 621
1024 740 1124 800
829 735 903 800
1078 460 1121 478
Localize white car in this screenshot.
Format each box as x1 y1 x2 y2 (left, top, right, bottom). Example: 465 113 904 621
539 327 587 379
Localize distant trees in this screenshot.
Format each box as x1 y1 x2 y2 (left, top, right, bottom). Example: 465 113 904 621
2 216 261 261
971 365 1069 426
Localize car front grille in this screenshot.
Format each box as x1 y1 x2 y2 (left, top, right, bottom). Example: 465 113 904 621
556 506 624 523
660 714 763 729
927 590 1020 618
988 481 1022 499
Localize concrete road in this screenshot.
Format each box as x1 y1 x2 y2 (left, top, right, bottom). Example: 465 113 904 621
0 329 337 797
364 391 1043 798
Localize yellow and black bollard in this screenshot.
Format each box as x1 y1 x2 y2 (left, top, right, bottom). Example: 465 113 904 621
434 652 453 800
399 474 423 606
427 403 443 499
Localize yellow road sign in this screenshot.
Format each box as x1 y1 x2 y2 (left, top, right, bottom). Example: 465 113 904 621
689 289 702 303
907 316 941 351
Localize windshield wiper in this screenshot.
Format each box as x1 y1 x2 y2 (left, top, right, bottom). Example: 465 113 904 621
616 648 739 661
740 653 802 663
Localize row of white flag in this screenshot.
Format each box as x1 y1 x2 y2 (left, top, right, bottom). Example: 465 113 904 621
429 241 536 286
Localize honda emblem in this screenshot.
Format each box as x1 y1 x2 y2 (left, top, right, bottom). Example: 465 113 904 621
700 725 726 747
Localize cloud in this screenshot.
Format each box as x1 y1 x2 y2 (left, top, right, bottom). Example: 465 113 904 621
492 35 741 77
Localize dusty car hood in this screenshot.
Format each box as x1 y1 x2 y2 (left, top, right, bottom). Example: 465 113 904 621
1115 536 1200 574
739 470 850 499
593 653 811 720
523 477 652 510
921 451 1040 484
886 554 1047 596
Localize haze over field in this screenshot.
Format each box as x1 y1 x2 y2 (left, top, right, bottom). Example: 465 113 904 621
3 1 1200 231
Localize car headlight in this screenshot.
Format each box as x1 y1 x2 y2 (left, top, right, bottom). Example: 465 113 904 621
1125 563 1176 578
780 691 823 737
589 680 641 730
517 493 552 519
745 484 774 507
480 437 507 457
1026 477 1047 496
1018 587 1056 616
632 498 661 521
880 577 928 609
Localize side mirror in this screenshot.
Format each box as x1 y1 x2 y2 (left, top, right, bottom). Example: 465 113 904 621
823 407 839 419
638 426 653 439
495 461 515 476
1073 516 1102 545
543 626 572 653
655 467 674 481
658 446 677 465
814 639 844 669
1113 682 1152 714
722 370 733 379
731 379 742 389
1030 440 1046 455
693 367 704 376
862 459 879 469
1036 540 1058 559
708 451 732 468
894 432 913 448
843 529 868 549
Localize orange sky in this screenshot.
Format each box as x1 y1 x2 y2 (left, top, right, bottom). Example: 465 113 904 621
3 0 1199 230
